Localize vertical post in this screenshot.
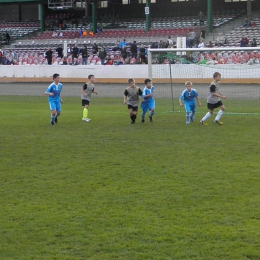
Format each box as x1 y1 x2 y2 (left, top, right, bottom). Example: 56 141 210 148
148 49 152 80
145 0 151 32
247 0 252 20
64 41 68 58
169 60 174 112
85 0 88 18
39 3 45 34
92 0 97 34
207 0 213 33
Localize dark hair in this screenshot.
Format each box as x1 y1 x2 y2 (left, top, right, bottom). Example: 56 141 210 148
53 73 60 80
213 72 221 79
128 78 134 84
88 74 94 79
144 78 151 85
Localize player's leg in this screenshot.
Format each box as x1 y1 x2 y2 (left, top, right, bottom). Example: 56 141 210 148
131 106 138 124
200 103 214 125
128 105 135 124
141 103 147 123
148 100 155 122
55 101 61 123
49 101 57 125
82 100 90 121
184 103 191 124
214 102 225 125
190 104 196 122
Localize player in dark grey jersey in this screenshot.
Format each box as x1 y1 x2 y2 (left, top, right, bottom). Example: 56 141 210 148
81 74 98 122
124 78 143 124
200 72 226 125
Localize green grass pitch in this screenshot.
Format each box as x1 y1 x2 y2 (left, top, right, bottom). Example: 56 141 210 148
1 96 260 260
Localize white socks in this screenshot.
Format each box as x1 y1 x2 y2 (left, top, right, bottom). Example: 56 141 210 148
215 110 224 121
201 112 211 122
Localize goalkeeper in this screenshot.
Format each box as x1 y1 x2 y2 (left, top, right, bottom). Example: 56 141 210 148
179 81 201 124
141 78 155 123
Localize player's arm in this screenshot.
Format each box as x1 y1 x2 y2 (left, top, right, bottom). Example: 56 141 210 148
123 89 128 104
196 97 201 106
179 93 184 106
218 91 226 99
210 84 225 99
92 88 98 95
44 88 54 96
60 94 64 104
81 84 88 97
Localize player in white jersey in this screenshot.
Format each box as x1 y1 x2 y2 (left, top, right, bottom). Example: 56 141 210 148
200 72 226 125
179 81 201 124
141 78 155 123
81 74 98 122
124 78 143 124
44 73 63 125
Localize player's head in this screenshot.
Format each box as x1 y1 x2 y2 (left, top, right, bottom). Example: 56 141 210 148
53 73 60 83
213 72 221 81
185 81 192 92
88 74 95 83
128 78 135 87
144 78 152 88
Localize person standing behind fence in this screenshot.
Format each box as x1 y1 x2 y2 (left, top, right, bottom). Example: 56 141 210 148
131 41 137 59
198 11 204 26
72 44 79 60
45 48 53 65
80 45 88 65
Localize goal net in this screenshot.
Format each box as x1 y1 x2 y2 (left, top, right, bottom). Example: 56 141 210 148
148 47 260 115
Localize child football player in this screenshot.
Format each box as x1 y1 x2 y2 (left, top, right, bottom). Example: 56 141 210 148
124 78 143 124
200 72 226 125
81 74 98 122
179 81 201 124
141 78 155 123
44 73 63 125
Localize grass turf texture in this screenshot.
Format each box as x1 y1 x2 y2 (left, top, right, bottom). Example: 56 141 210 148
1 96 260 260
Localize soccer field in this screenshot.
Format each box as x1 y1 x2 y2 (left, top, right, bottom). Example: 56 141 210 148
1 83 260 260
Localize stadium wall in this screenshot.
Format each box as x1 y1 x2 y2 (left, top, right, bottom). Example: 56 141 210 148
0 65 259 84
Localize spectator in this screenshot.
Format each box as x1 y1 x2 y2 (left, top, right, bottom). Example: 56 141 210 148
119 39 127 50
45 48 53 65
240 37 247 47
72 44 79 60
56 45 63 58
139 44 146 64
83 30 87 37
59 31 63 37
130 40 137 58
188 29 196 47
198 40 205 48
121 46 128 60
99 46 106 65
247 57 259 65
61 57 67 65
89 31 94 37
243 17 251 28
92 42 98 54
251 38 257 47
167 36 173 47
208 41 213 48
200 27 206 40
52 31 58 37
80 45 88 65
5 32 10 45
71 58 79 65
198 11 204 26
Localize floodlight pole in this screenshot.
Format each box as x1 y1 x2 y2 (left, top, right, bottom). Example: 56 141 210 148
39 3 45 34
145 0 151 32
92 0 97 34
207 0 213 33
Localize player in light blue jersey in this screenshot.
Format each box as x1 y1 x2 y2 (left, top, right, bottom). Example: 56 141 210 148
44 73 63 125
179 81 201 124
141 78 155 123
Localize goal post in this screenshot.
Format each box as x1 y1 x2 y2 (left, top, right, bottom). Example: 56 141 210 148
148 47 260 115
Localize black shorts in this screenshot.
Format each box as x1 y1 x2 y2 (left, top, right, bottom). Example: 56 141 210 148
82 99 90 106
128 105 138 112
207 101 223 110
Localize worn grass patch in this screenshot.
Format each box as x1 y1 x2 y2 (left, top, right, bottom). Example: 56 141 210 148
0 96 260 260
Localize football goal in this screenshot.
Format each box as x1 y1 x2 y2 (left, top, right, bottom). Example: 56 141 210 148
148 47 260 115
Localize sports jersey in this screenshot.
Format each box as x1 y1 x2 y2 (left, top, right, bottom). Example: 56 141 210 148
142 86 154 103
207 80 220 104
124 86 142 107
179 88 198 104
81 82 95 101
45 82 62 102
